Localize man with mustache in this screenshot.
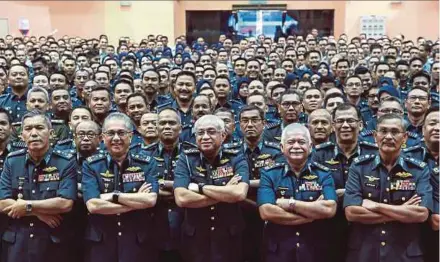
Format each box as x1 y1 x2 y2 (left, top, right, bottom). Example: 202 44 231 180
141 108 193 262
49 88 73 142
344 113 432 262
55 106 93 151
212 76 244 118
126 93 149 145
180 95 212 144
142 70 170 113
312 103 378 262
0 110 77 262
173 115 249 262
113 79 133 114
82 113 159 262
403 107 439 262
308 109 333 147
362 85 379 127
0 64 29 123
258 123 337 262
89 87 112 127
158 71 195 126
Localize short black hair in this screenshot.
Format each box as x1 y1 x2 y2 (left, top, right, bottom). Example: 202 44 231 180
69 106 92 120
0 108 12 124
331 103 361 121
239 105 265 121
324 93 346 108
126 93 148 106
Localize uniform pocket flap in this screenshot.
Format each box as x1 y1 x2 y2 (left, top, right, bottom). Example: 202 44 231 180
84 226 103 242
2 231 16 243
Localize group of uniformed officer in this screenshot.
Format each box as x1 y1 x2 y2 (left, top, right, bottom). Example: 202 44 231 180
0 31 438 262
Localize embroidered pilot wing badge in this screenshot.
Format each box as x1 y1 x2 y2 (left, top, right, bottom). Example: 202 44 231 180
325 159 339 165
303 175 318 180
395 172 412 178
220 158 230 165
126 166 142 172
43 166 58 172
365 175 380 182
196 166 206 173
257 154 271 160
100 170 114 178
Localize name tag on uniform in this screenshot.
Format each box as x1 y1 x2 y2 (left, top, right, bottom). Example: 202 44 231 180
390 179 416 191
211 166 234 179
122 172 144 183
299 181 322 191
38 173 60 182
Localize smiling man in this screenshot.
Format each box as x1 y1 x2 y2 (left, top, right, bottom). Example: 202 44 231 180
0 110 77 262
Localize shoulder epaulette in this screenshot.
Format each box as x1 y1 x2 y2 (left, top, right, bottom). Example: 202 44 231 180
157 101 172 110
223 148 239 155
0 94 9 99
264 140 281 149
183 148 200 154
266 121 281 129
7 149 26 157
311 161 330 172
403 145 422 152
51 119 65 124
53 149 74 160
407 132 420 139
353 154 376 165
223 141 242 149
404 157 427 169
57 138 73 145
131 153 151 163
182 123 193 129
360 130 374 136
11 141 27 148
360 107 370 113
315 141 334 150
182 141 197 148
86 153 106 163
359 140 378 148
264 162 285 171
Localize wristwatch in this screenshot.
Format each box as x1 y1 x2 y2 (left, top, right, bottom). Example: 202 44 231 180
198 183 206 194
26 201 33 213
112 191 121 204
288 198 296 209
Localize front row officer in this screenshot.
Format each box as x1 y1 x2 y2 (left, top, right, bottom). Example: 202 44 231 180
258 123 337 262
173 115 250 262
82 112 159 262
344 113 433 262
0 110 77 262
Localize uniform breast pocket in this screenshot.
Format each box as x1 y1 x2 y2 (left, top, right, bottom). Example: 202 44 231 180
298 180 322 201
39 181 60 199
362 182 381 202
123 181 145 193
301 190 321 202
212 176 234 186
275 186 292 199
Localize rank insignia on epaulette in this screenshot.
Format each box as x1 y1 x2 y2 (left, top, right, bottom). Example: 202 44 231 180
274 136 281 141
154 157 164 162
395 172 412 178
220 158 230 165
401 143 407 149
325 159 339 165
364 175 380 182
43 166 58 172
434 167 439 174
196 166 206 172
126 166 141 172
258 154 271 160
100 170 114 178
303 175 318 180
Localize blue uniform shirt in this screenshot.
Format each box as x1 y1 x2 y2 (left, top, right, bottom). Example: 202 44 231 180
173 147 249 262
257 161 337 262
0 92 28 123
343 154 433 262
157 99 193 126
0 148 77 262
81 151 159 262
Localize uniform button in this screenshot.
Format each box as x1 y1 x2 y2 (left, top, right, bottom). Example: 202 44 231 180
387 177 390 181
211 216 215 221
46 187 50 191
381 230 386 235
32 190 35 194
381 241 386 246
386 188 389 192
295 190 299 193
30 223 34 227
383 199 388 203
368 193 372 198
309 196 313 200
211 227 215 231
18 186 23 190
210 206 215 211
296 232 300 236
118 232 122 236
133 188 137 192
117 222 121 226
296 243 300 247
402 197 406 201
168 209 172 213
222 182 226 185
117 213 121 216
30 234 34 238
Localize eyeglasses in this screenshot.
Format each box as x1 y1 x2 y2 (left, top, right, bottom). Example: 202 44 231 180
241 118 262 125
76 131 98 139
407 95 428 102
280 101 302 108
327 102 342 107
378 108 403 114
377 129 405 136
333 118 359 125
103 130 132 138
196 128 220 137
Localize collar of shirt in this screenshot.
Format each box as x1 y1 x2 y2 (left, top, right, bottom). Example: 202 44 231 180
243 139 263 154
25 147 53 166
372 154 408 172
334 143 361 160
106 152 131 172
200 150 223 166
283 159 312 178
11 91 28 101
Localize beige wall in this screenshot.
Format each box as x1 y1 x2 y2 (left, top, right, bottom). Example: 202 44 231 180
0 1 437 43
